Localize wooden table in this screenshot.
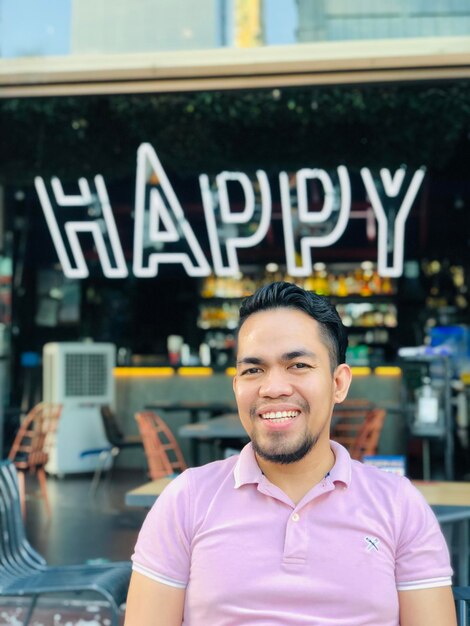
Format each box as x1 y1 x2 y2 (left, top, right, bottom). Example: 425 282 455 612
413 481 470 506
125 477 174 507
125 476 470 585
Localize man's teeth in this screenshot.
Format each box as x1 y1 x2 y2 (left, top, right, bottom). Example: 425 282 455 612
260 410 299 421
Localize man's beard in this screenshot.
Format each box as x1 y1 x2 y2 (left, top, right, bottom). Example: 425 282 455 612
251 431 319 464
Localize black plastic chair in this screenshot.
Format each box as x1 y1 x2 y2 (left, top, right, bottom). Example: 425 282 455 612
84 406 143 492
454 587 470 625
0 460 131 626
101 405 143 452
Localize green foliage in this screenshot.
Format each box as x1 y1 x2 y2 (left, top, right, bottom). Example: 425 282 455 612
0 81 469 185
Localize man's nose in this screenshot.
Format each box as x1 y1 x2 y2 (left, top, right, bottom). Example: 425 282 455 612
259 369 293 397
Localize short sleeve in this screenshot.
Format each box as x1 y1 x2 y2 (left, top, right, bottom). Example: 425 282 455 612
395 478 453 591
131 471 192 589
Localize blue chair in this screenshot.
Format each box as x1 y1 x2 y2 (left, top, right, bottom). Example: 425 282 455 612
0 460 131 626
454 587 470 625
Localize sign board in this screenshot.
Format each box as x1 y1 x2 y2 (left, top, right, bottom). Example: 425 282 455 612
35 142 426 280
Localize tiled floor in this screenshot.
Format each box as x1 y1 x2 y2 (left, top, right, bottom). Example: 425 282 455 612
0 467 149 625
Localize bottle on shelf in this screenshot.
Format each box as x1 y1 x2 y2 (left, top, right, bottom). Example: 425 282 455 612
336 274 348 297
415 376 440 426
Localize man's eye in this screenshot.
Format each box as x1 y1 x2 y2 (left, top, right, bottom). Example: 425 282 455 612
241 367 261 375
291 362 310 369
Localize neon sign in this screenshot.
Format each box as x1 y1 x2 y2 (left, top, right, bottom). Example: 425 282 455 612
35 142 426 279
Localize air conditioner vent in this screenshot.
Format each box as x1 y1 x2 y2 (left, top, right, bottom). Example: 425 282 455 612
43 342 115 474
65 353 108 397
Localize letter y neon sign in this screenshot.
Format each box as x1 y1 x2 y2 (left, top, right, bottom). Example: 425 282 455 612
361 167 426 277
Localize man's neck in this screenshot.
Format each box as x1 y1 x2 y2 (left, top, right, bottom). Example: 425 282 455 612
255 443 336 505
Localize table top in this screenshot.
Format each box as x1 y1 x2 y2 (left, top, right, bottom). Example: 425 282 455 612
125 473 470 514
125 477 174 507
179 413 247 439
413 481 470 506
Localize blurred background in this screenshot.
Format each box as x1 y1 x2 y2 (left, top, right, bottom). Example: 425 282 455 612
0 0 469 516
0 1 470 622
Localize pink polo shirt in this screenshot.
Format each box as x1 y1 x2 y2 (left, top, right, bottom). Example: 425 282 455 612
132 441 452 625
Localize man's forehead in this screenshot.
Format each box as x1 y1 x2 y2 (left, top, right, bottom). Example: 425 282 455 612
237 309 323 351
238 307 320 334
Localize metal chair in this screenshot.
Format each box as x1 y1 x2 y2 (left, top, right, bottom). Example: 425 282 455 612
454 587 470 625
87 405 143 492
332 401 386 461
7 402 62 517
135 410 187 479
0 459 131 626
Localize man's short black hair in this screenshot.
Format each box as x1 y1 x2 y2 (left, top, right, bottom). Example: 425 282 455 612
238 281 348 371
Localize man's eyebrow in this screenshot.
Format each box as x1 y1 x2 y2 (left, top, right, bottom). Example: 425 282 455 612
236 351 318 366
236 357 265 366
281 350 318 361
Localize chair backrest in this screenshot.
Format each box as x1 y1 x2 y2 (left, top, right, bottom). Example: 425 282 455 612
101 405 125 445
8 403 62 472
135 411 187 480
332 399 375 425
331 400 374 450
332 403 386 461
0 460 46 578
454 586 470 625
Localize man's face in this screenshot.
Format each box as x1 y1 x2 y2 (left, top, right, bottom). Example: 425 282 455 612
233 308 351 465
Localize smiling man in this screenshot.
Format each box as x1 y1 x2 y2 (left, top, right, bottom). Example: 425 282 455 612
125 282 456 626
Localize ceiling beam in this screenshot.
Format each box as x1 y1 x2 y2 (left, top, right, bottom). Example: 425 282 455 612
1 36 470 98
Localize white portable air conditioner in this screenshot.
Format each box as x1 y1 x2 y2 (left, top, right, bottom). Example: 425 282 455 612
43 342 116 475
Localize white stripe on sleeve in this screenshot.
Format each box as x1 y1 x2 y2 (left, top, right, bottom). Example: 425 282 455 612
397 576 452 591
132 563 187 589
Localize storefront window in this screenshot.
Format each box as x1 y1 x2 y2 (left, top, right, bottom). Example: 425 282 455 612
1 80 469 381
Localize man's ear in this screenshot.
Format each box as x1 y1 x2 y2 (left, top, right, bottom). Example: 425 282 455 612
333 363 352 403
232 373 238 396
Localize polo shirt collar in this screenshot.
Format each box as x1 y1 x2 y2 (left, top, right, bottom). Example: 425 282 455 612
233 440 352 489
233 443 263 488
328 440 352 486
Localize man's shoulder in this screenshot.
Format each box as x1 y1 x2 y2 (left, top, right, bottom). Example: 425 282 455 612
350 458 412 493
187 454 240 480
171 454 240 496
347 460 427 523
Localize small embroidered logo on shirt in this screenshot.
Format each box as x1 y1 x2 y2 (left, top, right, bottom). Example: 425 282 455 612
364 536 380 552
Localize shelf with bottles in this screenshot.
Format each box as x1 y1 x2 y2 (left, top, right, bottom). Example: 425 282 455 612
198 263 397 331
347 329 393 347
200 262 396 303
336 301 397 330
197 301 240 330
200 275 255 299
302 262 395 298
421 259 468 311
202 329 236 370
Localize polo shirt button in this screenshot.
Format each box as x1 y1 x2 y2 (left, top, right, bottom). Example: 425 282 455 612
291 513 300 522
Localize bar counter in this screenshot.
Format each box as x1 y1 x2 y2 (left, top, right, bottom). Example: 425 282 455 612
114 366 404 468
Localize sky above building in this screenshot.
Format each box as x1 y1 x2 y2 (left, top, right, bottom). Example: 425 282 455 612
0 0 296 58
0 0 71 57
